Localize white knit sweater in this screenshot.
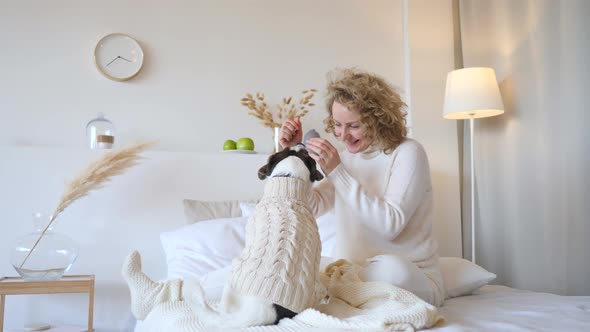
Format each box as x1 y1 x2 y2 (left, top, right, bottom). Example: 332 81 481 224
309 139 439 267
227 177 325 313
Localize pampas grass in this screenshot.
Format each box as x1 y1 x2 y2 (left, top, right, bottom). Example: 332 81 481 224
19 142 154 269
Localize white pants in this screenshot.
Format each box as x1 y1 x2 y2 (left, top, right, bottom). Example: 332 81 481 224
358 254 445 307
199 255 445 307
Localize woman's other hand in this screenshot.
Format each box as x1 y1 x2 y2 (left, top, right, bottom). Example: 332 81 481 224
307 138 341 175
279 118 303 148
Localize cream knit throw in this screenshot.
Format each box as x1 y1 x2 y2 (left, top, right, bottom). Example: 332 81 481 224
227 176 325 313
133 259 444 332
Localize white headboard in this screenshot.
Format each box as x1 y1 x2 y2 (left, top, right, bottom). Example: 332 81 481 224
0 147 268 331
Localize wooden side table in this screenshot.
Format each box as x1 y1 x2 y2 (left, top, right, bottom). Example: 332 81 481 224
0 275 95 332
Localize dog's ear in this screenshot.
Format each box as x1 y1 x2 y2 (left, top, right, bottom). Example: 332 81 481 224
310 169 324 182
258 164 269 180
308 158 324 182
259 151 284 180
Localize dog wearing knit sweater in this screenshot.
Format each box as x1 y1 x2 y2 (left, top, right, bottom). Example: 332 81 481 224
122 145 327 328
193 144 326 327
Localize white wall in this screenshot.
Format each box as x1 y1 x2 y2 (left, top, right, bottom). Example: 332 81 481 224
0 0 461 329
459 0 590 295
408 0 462 260
0 0 404 153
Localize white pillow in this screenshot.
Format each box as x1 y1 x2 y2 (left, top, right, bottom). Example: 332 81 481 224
160 216 247 279
162 203 337 280
439 257 496 299
182 199 259 223
239 202 336 257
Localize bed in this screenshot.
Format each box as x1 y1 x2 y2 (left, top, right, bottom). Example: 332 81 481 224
436 285 590 331
131 197 590 331
1 148 588 331
133 284 590 331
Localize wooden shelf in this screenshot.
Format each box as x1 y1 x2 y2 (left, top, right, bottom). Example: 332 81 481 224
0 275 94 332
5 325 87 332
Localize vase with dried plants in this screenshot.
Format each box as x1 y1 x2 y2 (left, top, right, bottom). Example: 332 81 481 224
240 89 317 152
10 142 153 281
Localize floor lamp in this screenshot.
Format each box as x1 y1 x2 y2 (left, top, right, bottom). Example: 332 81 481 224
443 67 504 264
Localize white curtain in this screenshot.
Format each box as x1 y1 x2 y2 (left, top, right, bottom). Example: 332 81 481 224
459 0 590 295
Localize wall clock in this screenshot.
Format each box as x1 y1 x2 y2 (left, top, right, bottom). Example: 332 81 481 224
94 33 144 81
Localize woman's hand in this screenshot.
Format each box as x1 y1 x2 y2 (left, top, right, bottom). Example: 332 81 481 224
306 138 341 175
279 118 303 148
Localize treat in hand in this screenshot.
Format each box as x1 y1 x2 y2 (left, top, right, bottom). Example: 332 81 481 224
303 129 321 155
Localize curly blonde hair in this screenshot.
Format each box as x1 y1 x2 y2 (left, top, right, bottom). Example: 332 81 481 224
323 68 408 153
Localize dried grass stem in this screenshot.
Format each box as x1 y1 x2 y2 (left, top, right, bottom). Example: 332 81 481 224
19 142 154 269
240 89 318 128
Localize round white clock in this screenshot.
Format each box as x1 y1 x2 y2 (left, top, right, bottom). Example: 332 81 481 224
94 33 144 81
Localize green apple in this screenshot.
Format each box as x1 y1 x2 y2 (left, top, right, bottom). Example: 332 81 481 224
236 137 255 151
223 139 237 150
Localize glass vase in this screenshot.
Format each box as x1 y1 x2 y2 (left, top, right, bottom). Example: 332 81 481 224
272 126 281 153
10 212 79 281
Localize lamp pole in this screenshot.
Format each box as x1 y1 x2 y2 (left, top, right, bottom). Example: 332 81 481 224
469 116 476 264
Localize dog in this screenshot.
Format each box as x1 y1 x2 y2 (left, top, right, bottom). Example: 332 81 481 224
257 143 324 181
189 144 326 327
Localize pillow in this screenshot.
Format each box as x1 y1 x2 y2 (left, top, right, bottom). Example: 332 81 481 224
239 202 336 257
163 201 337 280
182 199 258 223
160 216 248 279
439 256 496 299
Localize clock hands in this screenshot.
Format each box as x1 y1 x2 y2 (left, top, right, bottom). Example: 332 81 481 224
106 55 133 66
106 56 119 67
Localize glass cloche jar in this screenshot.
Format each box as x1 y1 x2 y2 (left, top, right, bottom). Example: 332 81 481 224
10 212 79 281
86 112 115 149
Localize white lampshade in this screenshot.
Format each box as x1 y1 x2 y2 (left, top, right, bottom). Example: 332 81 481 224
443 67 504 119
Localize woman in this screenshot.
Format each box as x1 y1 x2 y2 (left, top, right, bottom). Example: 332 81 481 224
280 68 445 306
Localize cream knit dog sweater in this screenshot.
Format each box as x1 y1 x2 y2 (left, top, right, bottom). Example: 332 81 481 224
227 176 325 313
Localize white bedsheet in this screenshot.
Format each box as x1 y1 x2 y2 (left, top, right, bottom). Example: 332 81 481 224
433 285 590 331
133 285 590 332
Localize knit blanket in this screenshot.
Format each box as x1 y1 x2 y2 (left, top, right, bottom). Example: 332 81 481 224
136 260 444 332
